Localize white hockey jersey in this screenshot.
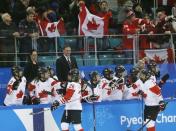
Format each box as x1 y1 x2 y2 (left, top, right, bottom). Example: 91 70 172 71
58 82 82 110
123 79 144 100
142 79 163 106
106 76 125 101
150 75 157 83
28 78 61 104
4 76 26 106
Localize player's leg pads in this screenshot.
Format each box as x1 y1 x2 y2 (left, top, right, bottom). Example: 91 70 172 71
61 122 69 131
145 119 155 128
73 124 84 131
146 119 155 131
147 126 155 131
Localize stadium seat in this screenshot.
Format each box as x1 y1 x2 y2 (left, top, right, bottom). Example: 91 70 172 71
38 55 57 66
73 55 84 67
99 54 113 65
64 37 78 51
112 54 125 65
108 37 122 49
83 54 98 66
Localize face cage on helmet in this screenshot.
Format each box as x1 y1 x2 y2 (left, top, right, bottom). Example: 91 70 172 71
71 74 79 82
104 73 113 80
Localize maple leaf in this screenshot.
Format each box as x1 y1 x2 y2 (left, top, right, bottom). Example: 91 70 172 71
38 90 48 98
87 18 100 30
153 55 165 64
48 23 56 32
16 90 23 98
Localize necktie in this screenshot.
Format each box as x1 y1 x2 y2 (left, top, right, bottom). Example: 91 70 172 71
67 57 71 66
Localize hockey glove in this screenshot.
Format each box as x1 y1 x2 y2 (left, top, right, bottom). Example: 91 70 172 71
89 95 99 101
56 88 66 95
42 90 53 96
137 90 147 98
51 100 60 111
22 95 32 105
159 101 167 111
32 97 40 105
109 80 116 90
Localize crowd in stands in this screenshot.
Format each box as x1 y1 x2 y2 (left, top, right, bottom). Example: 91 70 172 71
0 0 176 67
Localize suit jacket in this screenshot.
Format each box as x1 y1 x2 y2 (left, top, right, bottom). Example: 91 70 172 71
56 55 78 82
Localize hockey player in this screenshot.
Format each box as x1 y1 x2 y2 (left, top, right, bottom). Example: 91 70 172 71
86 71 101 102
51 68 84 131
28 67 61 104
4 66 26 106
100 68 124 101
109 65 126 100
138 69 166 131
147 60 169 87
100 68 115 101
126 67 140 86
123 67 143 100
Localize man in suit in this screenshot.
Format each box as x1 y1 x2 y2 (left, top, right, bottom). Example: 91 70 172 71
56 45 78 82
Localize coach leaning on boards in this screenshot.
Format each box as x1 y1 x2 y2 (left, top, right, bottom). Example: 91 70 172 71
56 45 78 82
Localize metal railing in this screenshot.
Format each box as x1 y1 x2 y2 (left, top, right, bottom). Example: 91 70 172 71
0 33 175 67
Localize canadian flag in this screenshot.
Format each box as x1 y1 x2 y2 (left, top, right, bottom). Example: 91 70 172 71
144 48 174 64
38 18 65 38
78 3 104 38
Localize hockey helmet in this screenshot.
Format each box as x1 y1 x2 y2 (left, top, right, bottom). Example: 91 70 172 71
115 65 126 78
38 67 49 80
102 68 114 80
89 71 100 82
68 68 80 82
11 66 23 78
139 69 151 82
130 67 140 76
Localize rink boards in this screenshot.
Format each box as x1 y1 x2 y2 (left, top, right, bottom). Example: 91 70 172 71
0 99 176 131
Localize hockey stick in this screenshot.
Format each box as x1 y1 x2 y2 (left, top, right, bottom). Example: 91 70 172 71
137 118 152 131
29 94 92 115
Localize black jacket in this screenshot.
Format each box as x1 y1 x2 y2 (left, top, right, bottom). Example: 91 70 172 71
23 60 39 83
56 55 78 82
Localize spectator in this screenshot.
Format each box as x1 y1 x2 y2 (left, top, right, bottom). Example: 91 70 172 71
0 0 16 15
155 8 173 48
117 0 134 24
0 13 20 67
18 11 39 66
12 0 30 25
66 0 80 35
96 1 112 35
95 1 112 50
23 49 39 84
56 45 78 82
122 10 141 64
133 3 143 18
35 6 57 53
